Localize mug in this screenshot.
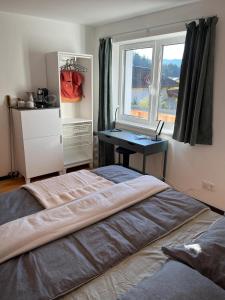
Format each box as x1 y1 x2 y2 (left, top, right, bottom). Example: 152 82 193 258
17 100 25 108
26 92 35 102
26 101 35 108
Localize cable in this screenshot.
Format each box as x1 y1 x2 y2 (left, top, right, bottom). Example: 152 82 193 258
6 95 19 178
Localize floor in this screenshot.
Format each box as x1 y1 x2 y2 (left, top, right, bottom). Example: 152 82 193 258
0 164 90 194
0 177 25 193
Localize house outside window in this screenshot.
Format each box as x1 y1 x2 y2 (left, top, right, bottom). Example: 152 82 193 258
117 33 186 132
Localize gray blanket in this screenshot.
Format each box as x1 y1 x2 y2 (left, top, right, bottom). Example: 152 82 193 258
119 261 225 300
0 188 43 225
0 166 209 300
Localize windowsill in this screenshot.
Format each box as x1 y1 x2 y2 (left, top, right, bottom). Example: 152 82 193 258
116 120 173 137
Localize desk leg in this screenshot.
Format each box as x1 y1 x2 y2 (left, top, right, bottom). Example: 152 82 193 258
163 150 167 182
142 154 146 174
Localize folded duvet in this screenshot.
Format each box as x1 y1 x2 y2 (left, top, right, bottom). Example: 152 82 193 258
0 175 168 264
23 169 114 208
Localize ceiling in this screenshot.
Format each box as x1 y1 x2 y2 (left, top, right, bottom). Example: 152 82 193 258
0 0 200 26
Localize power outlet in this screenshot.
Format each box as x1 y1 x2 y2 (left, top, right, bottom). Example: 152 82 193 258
202 180 215 192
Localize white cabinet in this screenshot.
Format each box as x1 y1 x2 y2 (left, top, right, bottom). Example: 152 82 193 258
46 52 93 170
21 109 61 139
12 108 64 183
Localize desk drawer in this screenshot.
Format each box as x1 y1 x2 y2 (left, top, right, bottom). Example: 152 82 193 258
99 134 144 153
98 132 168 154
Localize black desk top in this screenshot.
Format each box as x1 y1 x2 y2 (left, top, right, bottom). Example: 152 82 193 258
98 130 168 154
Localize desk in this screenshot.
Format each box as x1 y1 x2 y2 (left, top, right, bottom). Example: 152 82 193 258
97 130 168 179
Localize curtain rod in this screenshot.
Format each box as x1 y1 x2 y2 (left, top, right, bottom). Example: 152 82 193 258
102 14 217 39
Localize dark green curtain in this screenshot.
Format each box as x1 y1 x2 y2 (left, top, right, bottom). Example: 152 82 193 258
98 37 115 166
173 16 218 146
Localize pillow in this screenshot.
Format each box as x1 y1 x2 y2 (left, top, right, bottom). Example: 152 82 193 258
119 261 225 300
162 216 225 289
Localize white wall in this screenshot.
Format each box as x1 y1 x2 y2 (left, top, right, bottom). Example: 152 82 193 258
94 0 225 210
0 12 94 176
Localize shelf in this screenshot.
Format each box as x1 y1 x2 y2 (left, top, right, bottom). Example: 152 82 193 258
63 142 92 150
62 118 92 125
64 159 92 169
63 146 92 166
63 133 91 139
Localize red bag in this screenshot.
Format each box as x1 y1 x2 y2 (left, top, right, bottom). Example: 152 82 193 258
60 70 84 103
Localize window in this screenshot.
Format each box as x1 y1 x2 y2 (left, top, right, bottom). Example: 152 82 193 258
158 43 185 124
123 47 153 121
118 33 185 131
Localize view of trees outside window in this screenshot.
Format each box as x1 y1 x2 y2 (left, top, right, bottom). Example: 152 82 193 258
123 43 184 123
158 43 185 123
124 48 152 120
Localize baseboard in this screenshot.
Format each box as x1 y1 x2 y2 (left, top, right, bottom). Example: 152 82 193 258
0 175 10 181
0 171 19 181
207 203 224 215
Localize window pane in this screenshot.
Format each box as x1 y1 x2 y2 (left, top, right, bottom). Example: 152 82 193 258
123 48 153 120
158 43 184 123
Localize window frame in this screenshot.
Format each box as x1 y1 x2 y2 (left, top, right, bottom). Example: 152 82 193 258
117 33 186 132
119 41 155 126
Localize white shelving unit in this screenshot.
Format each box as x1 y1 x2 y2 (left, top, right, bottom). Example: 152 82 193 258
46 52 93 171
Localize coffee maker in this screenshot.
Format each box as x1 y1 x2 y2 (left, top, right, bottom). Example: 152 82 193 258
35 88 48 108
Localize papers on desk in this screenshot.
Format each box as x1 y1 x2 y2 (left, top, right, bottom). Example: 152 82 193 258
135 134 151 140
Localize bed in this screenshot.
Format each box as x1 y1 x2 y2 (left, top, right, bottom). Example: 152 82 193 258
0 165 224 300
